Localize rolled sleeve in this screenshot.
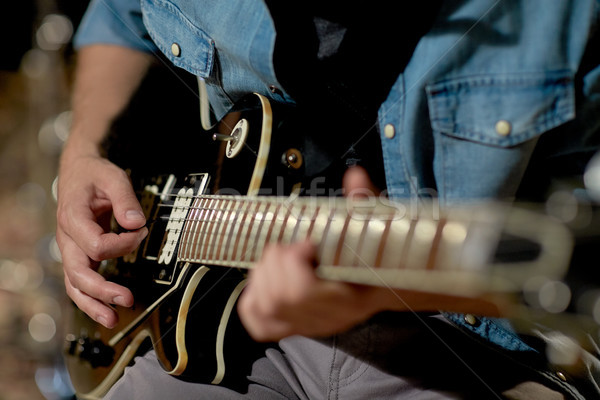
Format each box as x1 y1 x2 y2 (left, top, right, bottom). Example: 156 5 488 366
74 0 158 54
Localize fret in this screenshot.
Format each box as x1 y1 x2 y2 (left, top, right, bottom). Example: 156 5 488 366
230 200 253 261
200 198 224 262
190 197 214 262
353 213 377 267
180 197 203 259
251 201 276 261
436 220 469 271
214 199 236 261
403 219 438 270
305 204 322 242
274 203 293 244
354 216 386 268
333 213 352 265
291 204 318 243
379 217 412 269
373 218 392 268
221 199 245 261
319 208 344 266
238 201 263 262
244 200 270 262
265 203 290 245
337 215 367 267
424 219 446 270
261 203 282 258
280 204 303 244
308 206 331 248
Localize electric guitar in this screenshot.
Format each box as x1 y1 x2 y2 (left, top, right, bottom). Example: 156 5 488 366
63 93 598 399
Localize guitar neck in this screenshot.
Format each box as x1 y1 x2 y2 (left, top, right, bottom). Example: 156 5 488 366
178 195 425 268
172 194 571 296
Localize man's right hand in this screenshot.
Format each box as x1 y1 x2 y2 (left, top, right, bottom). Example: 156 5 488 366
56 44 153 328
56 153 148 328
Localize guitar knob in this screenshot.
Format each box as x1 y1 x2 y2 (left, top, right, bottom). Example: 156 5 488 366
212 119 250 159
282 148 303 170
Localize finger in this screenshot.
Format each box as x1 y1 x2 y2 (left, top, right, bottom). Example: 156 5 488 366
64 274 119 328
238 279 293 341
240 242 318 340
58 228 134 308
288 240 317 264
240 244 287 339
238 297 292 341
63 201 147 261
277 241 318 301
98 166 146 231
343 165 379 198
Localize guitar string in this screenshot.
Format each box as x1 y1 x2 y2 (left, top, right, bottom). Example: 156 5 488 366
144 212 417 270
155 202 396 212
143 214 534 264
135 189 384 201
136 211 388 236
132 204 410 260
140 200 376 261
146 214 357 248
135 190 303 200
150 202 398 221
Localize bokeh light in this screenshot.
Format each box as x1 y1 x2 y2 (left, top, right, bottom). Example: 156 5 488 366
28 313 57 343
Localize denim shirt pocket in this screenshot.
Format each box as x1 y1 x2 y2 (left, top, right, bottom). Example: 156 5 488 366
141 0 215 78
427 71 575 147
425 71 576 200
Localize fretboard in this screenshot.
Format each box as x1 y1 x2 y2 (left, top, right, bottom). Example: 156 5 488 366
172 195 570 296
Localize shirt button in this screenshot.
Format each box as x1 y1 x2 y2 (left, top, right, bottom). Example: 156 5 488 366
464 314 479 326
556 371 568 382
495 120 511 136
384 123 395 139
171 43 181 57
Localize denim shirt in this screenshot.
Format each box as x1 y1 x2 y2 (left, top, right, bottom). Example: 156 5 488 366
75 0 600 397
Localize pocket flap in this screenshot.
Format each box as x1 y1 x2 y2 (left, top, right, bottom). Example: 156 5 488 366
142 0 215 78
426 71 575 147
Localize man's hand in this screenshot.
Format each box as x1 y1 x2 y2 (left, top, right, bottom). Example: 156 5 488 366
56 153 148 328
237 166 502 341
238 240 384 342
238 166 385 341
57 45 153 328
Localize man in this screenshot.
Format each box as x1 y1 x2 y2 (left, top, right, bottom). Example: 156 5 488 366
57 0 600 398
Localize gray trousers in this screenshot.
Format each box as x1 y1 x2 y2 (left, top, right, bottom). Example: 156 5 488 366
104 314 566 399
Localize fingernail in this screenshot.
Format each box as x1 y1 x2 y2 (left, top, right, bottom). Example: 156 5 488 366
97 316 108 327
126 210 145 221
113 296 126 306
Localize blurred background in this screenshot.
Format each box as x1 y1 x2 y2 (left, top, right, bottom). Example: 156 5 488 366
0 2 89 399
0 2 203 399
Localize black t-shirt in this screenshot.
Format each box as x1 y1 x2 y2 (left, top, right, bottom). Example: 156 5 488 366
266 2 442 116
264 2 442 189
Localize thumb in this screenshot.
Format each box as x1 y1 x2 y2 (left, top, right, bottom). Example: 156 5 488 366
343 166 379 198
104 168 146 230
